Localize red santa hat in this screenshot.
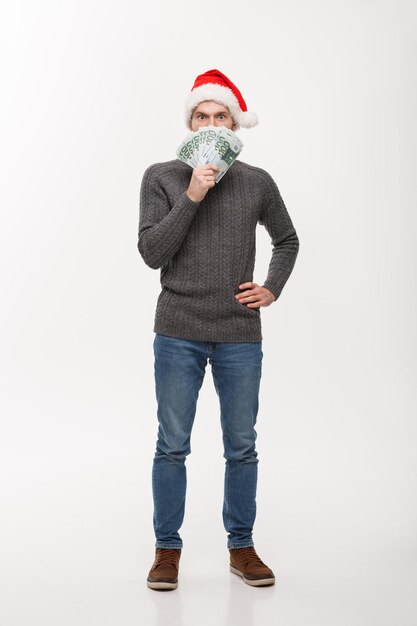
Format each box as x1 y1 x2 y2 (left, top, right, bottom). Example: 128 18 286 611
185 69 259 130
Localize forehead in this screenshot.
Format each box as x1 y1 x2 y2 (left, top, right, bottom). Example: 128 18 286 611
192 100 231 114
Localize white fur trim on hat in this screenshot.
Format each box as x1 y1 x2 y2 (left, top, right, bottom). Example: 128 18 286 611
185 83 258 130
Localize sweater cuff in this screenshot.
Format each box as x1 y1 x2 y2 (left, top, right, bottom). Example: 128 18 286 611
182 192 201 208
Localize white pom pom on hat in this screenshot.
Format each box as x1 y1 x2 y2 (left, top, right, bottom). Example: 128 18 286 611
185 69 259 130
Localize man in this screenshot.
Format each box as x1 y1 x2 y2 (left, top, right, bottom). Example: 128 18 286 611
138 69 299 590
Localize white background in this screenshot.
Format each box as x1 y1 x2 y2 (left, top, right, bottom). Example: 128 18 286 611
1 1 416 624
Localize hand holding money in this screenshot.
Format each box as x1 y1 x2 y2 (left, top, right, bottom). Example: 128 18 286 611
186 163 220 203
177 126 244 184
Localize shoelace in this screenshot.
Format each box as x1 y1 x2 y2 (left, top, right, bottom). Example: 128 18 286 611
154 550 180 569
234 547 266 568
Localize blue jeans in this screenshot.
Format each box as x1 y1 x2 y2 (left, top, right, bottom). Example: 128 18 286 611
152 334 262 550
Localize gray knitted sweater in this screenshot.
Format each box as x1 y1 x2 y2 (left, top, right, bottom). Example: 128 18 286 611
138 159 299 342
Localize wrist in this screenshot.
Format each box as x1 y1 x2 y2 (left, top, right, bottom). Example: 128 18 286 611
186 190 201 204
262 285 277 301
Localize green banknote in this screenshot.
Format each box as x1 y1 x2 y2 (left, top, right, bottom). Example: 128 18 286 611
176 125 244 182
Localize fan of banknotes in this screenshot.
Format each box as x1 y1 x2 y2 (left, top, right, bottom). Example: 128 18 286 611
176 126 244 183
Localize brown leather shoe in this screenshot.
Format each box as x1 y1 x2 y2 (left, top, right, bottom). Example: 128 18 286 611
229 547 275 586
147 548 181 590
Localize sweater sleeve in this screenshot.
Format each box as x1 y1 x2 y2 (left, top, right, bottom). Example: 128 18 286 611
138 165 200 269
258 171 300 300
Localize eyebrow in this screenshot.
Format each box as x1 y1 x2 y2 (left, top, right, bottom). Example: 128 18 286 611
193 109 230 116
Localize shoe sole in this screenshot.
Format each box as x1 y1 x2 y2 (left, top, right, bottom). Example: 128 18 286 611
147 580 178 590
230 565 275 587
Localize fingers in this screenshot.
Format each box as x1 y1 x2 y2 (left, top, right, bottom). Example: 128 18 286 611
186 164 220 203
235 283 275 308
235 283 260 302
194 164 219 186
195 163 219 178
197 163 219 173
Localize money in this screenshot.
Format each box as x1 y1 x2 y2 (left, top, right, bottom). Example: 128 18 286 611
176 126 244 182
